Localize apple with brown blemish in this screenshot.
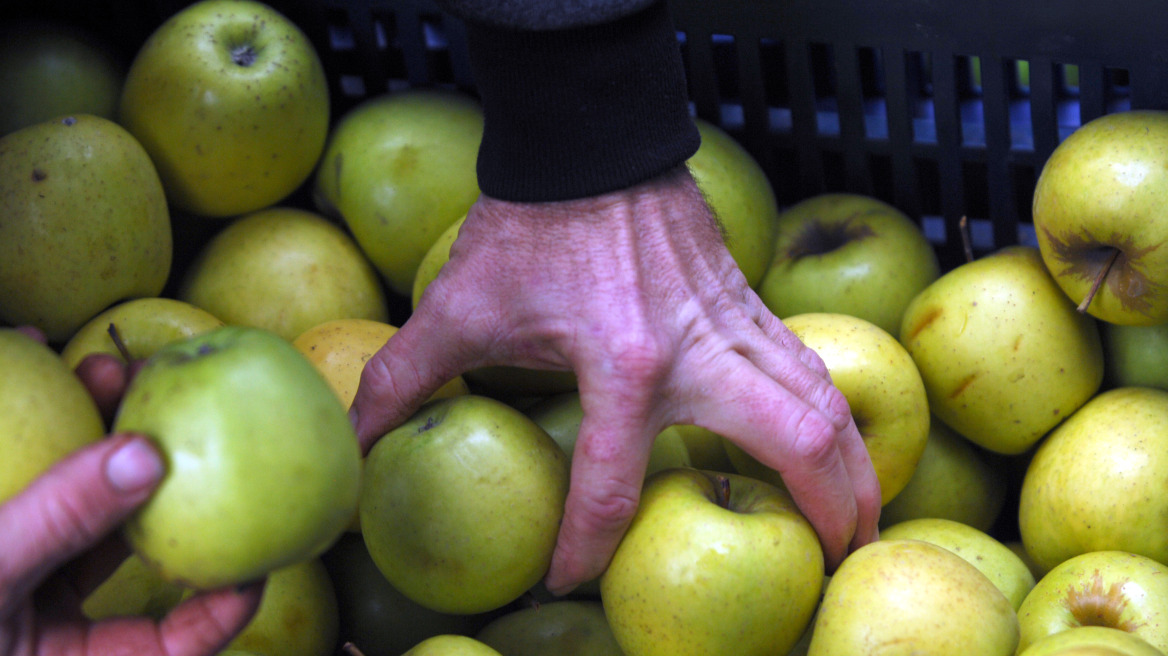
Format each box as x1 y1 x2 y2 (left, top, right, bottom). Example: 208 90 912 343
1032 110 1168 326
897 246 1104 454
1016 550 1168 654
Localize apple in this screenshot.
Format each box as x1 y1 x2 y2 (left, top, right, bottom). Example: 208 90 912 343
0 328 105 504
178 207 389 342
757 192 941 337
807 539 1019 655
118 0 329 218
81 553 187 621
1016 550 1168 654
899 245 1105 454
359 394 570 615
878 415 1007 533
292 318 468 411
600 469 824 656
1018 386 1168 573
879 517 1037 610
60 297 225 371
402 635 503 656
225 557 339 656
686 118 781 288
413 213 467 310
313 89 483 297
1019 626 1166 656
0 19 124 135
0 114 171 342
1100 321 1168 391
475 600 624 656
321 533 496 656
724 312 930 506
1032 110 1168 326
113 326 362 589
524 391 692 478
671 423 734 472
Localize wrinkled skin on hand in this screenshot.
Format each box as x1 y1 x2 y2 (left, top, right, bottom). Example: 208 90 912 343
349 165 881 594
0 330 264 656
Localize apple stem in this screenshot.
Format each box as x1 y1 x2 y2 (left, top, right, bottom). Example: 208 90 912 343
959 215 974 263
1077 248 1120 314
715 474 731 509
342 642 366 656
107 323 132 362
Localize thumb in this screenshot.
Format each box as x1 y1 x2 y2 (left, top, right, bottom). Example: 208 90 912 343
0 434 163 614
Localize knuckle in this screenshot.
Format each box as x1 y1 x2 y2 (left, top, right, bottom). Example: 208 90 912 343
568 477 641 534
787 408 841 466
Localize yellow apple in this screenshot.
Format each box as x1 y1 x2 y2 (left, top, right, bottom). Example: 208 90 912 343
725 312 930 506
0 114 171 342
81 553 187 621
402 635 503 656
899 246 1104 454
179 207 388 342
807 539 1019 655
0 328 105 504
880 517 1036 610
60 297 224 370
292 318 468 410
118 0 330 217
226 557 339 656
314 89 483 296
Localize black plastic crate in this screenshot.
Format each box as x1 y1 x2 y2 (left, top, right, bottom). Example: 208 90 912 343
6 0 1168 272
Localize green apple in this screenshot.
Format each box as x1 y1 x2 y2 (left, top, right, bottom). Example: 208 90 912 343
314 89 483 296
1101 321 1168 391
321 533 495 656
725 312 930 506
879 517 1036 610
525 391 692 477
475 600 623 656
113 326 362 589
360 394 569 615
1016 550 1168 654
1019 626 1167 656
899 245 1104 454
0 328 105 504
878 416 1007 533
118 0 329 217
687 118 780 288
1018 387 1168 573
758 192 941 336
1032 110 1168 326
807 539 1019 655
179 207 389 342
601 469 824 656
0 114 171 342
82 553 187 621
402 635 503 656
226 557 339 656
412 213 466 310
60 297 225 370
0 20 124 135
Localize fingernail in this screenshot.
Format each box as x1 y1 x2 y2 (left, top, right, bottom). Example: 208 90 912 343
106 437 164 493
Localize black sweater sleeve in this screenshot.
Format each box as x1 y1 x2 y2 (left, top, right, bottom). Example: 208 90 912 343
439 0 701 202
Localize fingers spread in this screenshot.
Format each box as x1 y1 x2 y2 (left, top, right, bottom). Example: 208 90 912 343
0 435 163 616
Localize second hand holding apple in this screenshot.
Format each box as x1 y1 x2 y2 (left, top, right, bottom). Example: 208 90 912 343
347 164 882 594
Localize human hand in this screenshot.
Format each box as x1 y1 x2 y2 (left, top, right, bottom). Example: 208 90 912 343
0 329 264 656
348 165 882 594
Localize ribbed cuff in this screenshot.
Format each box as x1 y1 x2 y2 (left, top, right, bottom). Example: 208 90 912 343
463 0 701 202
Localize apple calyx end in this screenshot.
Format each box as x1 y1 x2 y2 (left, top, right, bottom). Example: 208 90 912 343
1063 570 1144 634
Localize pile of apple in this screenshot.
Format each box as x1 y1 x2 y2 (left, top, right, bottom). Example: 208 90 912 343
4 0 1168 655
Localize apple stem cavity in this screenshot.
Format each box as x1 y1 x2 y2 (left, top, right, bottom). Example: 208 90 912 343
231 44 258 67
1077 248 1121 314
107 323 132 362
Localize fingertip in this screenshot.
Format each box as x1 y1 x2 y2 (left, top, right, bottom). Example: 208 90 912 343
75 353 131 424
